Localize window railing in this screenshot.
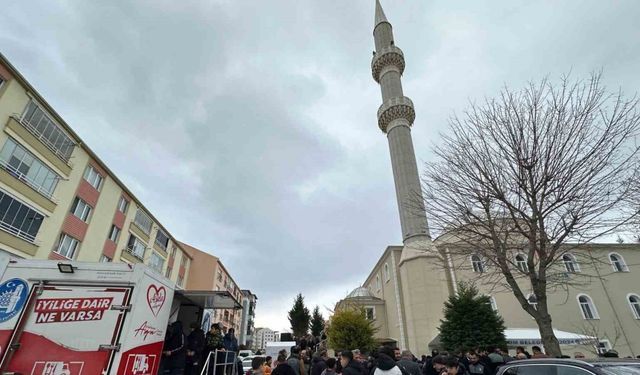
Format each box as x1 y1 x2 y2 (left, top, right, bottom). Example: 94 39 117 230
12 114 75 163
0 159 59 201
124 245 145 261
0 220 38 243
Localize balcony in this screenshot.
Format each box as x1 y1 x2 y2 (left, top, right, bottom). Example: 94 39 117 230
16 101 75 163
121 245 145 263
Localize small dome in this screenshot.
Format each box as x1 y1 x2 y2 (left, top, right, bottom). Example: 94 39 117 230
346 287 375 299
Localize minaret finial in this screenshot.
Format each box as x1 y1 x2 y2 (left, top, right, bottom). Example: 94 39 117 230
375 0 388 28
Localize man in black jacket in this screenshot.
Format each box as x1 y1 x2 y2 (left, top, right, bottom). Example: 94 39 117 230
397 351 422 375
341 351 365 375
185 322 205 375
311 351 328 375
162 321 187 375
273 354 297 375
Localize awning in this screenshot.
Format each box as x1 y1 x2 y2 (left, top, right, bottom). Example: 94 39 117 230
176 290 243 310
505 328 595 346
428 329 595 348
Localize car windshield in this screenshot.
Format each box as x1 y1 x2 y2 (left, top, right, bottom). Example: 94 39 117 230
598 365 640 375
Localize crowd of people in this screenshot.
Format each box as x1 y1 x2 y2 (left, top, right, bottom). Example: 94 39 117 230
160 321 242 375
159 322 637 375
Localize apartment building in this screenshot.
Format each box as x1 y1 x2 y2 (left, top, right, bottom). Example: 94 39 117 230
254 328 276 351
0 54 191 286
182 242 249 335
239 290 257 347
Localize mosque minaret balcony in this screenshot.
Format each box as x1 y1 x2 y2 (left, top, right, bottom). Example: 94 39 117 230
376 96 415 133
371 45 405 83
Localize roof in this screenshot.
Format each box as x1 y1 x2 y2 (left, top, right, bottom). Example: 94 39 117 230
346 286 376 299
504 328 594 346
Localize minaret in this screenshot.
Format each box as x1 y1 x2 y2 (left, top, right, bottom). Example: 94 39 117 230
372 0 433 252
371 0 448 354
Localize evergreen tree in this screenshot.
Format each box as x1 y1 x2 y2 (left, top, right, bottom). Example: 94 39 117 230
288 293 311 338
326 307 377 352
438 282 507 351
310 306 325 337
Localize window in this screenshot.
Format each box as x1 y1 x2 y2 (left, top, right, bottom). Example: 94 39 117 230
376 275 381 291
20 101 75 161
133 209 153 235
83 165 103 190
218 272 223 282
577 294 599 320
488 296 498 311
384 263 390 282
154 229 169 251
0 138 60 198
99 254 112 263
471 254 485 273
70 197 92 222
515 254 528 273
117 196 129 213
628 294 640 319
126 234 146 260
165 266 172 279
170 245 177 259
180 254 189 269
108 225 121 242
55 233 79 259
0 190 44 243
503 364 592 375
562 253 580 273
527 293 538 310
177 275 184 288
0 76 4 89
149 252 165 273
364 307 375 320
609 253 628 272
596 340 611 355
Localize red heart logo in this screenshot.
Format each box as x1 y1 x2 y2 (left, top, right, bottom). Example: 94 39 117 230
147 284 166 317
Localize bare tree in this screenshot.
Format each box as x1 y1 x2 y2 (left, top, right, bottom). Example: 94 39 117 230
421 73 640 356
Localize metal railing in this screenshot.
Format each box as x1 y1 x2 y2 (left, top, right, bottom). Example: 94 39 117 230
0 220 37 243
12 115 75 163
0 160 58 201
123 245 145 261
200 350 237 375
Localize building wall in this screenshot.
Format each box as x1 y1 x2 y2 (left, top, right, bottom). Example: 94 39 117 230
0 54 190 288
448 243 640 357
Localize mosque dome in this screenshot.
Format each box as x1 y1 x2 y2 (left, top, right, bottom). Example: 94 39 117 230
346 286 375 299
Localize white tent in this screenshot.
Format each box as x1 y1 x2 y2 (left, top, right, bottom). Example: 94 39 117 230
505 328 595 346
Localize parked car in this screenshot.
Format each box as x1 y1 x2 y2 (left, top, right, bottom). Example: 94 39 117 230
239 350 254 358
497 358 640 375
242 356 255 373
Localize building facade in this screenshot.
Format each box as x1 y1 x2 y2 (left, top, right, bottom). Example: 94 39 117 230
0 54 192 286
335 0 640 359
254 328 276 351
239 290 257 348
340 242 640 357
182 242 247 334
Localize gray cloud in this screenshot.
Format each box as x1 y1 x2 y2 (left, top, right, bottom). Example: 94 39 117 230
2 0 639 331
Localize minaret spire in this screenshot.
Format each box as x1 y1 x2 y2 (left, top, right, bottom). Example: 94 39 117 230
371 0 435 252
374 0 388 28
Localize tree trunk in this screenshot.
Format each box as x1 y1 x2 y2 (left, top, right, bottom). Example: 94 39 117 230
536 313 562 357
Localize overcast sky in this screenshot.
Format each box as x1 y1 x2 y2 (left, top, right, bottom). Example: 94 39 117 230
2 1 639 332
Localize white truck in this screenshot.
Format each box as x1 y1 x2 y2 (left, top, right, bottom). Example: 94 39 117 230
0 256 240 375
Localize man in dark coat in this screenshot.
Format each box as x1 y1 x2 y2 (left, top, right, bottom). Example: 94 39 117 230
162 321 187 375
185 322 206 375
397 351 422 375
273 354 298 375
340 351 365 375
311 351 328 375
